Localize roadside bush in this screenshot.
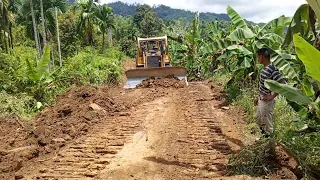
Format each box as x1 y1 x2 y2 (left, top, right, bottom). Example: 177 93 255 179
0 46 124 118
0 92 36 118
55 48 123 86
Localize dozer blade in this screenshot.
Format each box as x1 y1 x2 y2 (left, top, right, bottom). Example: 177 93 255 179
124 66 188 88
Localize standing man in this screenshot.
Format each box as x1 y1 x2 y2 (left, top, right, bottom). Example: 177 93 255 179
255 48 286 138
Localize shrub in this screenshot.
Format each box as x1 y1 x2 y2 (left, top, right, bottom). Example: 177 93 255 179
0 91 36 118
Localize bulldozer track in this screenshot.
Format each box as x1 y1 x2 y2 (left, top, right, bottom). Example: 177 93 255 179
22 114 144 179
149 83 232 179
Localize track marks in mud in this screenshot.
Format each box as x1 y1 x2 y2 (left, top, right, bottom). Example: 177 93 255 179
157 84 233 179
15 82 252 180
21 115 144 179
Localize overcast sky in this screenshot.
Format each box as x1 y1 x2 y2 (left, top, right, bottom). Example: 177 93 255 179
99 0 306 23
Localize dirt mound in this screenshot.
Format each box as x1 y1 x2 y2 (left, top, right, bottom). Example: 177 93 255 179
137 75 186 88
0 86 132 179
0 117 37 179
33 86 127 154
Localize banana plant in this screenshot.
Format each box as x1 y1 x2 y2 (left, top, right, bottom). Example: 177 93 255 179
26 45 51 82
265 34 320 121
218 6 294 84
283 4 317 47
168 12 206 77
26 45 54 104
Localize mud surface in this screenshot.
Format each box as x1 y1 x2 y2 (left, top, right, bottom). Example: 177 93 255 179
0 60 298 180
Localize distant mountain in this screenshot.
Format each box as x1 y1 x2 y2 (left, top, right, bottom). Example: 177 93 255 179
106 1 231 22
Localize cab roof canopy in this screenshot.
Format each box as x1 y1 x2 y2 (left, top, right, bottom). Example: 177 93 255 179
137 36 167 42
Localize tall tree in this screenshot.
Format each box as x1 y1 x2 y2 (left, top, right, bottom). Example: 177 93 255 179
17 0 66 44
55 6 62 66
8 0 22 50
40 0 46 46
29 0 40 58
77 0 98 47
95 4 115 52
133 4 164 37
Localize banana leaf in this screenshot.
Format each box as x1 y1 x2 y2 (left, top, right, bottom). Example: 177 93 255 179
226 5 248 29
271 50 299 80
200 39 233 55
26 45 51 82
228 28 255 41
283 4 310 47
258 15 292 37
306 0 320 23
265 79 312 105
302 77 316 97
293 34 320 82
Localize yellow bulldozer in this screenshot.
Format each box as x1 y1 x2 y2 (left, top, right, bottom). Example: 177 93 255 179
124 36 188 88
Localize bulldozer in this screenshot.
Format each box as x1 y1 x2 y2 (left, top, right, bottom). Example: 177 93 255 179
124 36 188 88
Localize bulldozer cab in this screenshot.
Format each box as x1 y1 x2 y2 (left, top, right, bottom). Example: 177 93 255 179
136 36 170 68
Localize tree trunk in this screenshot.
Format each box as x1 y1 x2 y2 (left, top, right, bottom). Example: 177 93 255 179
37 32 42 55
29 0 41 59
51 41 55 68
9 25 13 49
55 7 62 67
40 0 47 46
102 32 105 54
88 19 93 47
3 30 8 53
108 28 112 47
0 30 2 50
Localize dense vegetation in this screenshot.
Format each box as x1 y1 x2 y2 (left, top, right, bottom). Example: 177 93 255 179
0 0 319 179
107 1 232 22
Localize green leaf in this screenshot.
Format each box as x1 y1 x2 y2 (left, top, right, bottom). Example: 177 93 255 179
306 0 320 23
226 45 252 56
270 51 299 80
36 46 51 79
292 120 309 132
201 39 233 55
298 107 309 119
26 45 51 82
302 77 315 97
228 28 255 41
26 58 40 82
283 4 310 46
244 57 251 68
258 15 292 36
293 34 320 82
259 33 284 49
227 5 248 29
265 79 312 105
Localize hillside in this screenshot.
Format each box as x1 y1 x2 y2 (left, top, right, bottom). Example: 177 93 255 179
106 1 231 22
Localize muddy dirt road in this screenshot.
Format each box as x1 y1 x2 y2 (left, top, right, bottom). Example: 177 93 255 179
13 83 255 180
1 60 260 180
